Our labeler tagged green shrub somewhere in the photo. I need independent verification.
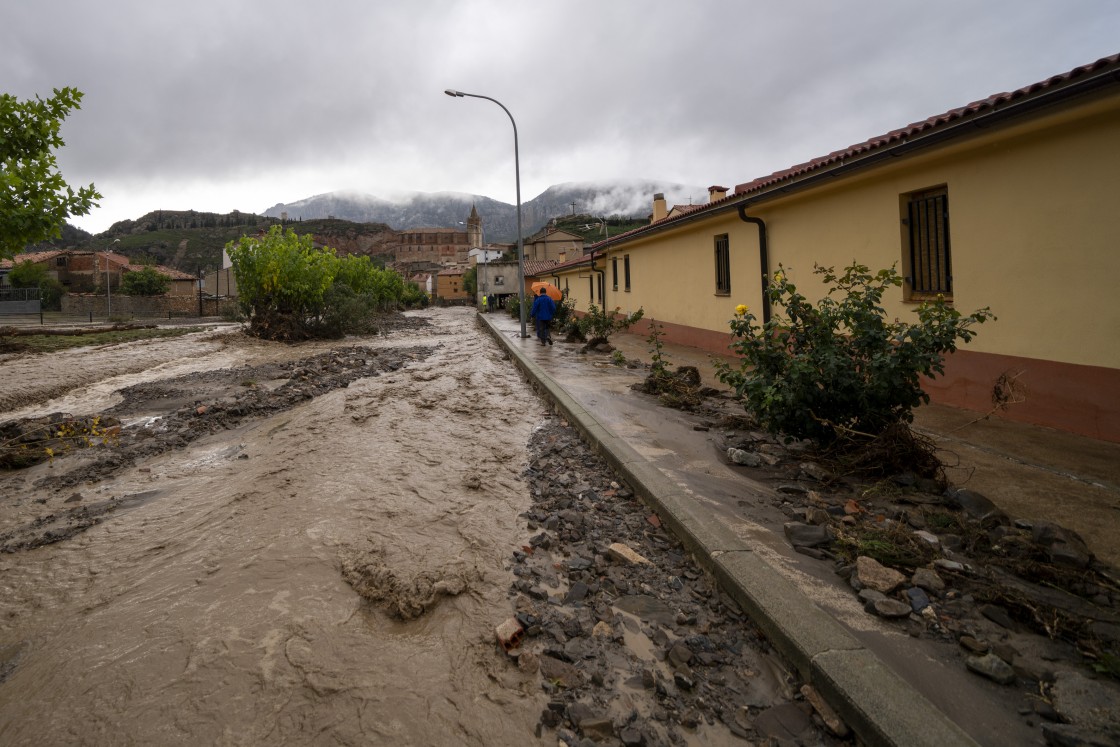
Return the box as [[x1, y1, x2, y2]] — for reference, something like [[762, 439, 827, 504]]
[[578, 303, 644, 345], [120, 266, 170, 296], [8, 260, 63, 310], [715, 262, 994, 444], [553, 296, 577, 335], [226, 225, 413, 340]]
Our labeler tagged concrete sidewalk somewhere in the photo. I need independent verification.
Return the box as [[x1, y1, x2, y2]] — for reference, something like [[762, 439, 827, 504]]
[[479, 310, 1120, 747]]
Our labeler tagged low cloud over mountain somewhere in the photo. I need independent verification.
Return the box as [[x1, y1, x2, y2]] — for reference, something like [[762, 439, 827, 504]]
[[263, 180, 706, 243]]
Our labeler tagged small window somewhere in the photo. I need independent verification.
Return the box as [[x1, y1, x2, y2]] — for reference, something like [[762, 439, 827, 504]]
[[624, 255, 631, 292], [611, 257, 618, 291], [714, 234, 730, 295], [904, 187, 952, 298], [494, 276, 504, 286], [56, 256, 67, 267]]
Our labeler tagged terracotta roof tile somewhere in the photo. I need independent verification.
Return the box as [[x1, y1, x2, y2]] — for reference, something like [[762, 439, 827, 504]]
[[733, 53, 1120, 196], [522, 259, 562, 277], [8, 250, 66, 265]]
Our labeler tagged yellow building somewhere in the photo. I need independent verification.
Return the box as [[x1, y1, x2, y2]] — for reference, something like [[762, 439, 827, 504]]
[[435, 268, 469, 301], [523, 227, 585, 263], [551, 54, 1120, 441]]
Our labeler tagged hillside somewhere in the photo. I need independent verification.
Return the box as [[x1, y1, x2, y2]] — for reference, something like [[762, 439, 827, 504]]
[[38, 211, 397, 274], [29, 180, 703, 272]]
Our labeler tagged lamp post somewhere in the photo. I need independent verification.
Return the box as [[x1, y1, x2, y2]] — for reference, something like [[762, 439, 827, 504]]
[[444, 89, 527, 338], [105, 238, 120, 318]]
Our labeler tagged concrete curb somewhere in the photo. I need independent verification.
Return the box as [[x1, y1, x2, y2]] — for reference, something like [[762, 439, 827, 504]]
[[479, 313, 978, 747]]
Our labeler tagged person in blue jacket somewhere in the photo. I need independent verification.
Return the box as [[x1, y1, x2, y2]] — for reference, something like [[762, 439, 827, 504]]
[[530, 287, 556, 346]]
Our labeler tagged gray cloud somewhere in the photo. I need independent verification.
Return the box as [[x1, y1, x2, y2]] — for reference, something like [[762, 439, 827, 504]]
[[3, 0, 1117, 232]]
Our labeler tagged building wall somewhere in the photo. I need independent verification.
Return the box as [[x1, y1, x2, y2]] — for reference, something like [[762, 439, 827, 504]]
[[203, 268, 239, 298], [567, 92, 1120, 440], [436, 272, 468, 300], [395, 229, 470, 266], [476, 262, 518, 299], [525, 230, 584, 263]]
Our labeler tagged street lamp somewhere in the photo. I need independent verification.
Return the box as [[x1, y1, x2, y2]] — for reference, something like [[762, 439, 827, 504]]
[[444, 89, 527, 338], [105, 238, 120, 318]]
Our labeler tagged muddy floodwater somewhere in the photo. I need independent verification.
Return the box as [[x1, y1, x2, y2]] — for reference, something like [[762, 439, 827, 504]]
[[0, 308, 552, 745]]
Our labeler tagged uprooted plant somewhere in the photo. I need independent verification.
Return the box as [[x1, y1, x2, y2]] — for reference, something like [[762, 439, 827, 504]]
[[0, 414, 121, 469], [631, 319, 705, 410], [577, 303, 644, 352], [715, 262, 994, 474]]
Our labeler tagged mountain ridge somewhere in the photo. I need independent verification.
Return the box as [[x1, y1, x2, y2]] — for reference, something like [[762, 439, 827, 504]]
[[262, 179, 708, 243]]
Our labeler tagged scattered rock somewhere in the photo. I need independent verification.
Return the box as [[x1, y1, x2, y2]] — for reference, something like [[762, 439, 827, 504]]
[[965, 653, 1017, 685], [870, 598, 913, 619], [911, 567, 945, 593], [959, 635, 990, 654], [1032, 522, 1095, 568], [906, 587, 932, 613], [783, 521, 832, 548], [801, 684, 850, 737], [980, 604, 1016, 630], [728, 448, 762, 467], [607, 542, 651, 565], [855, 556, 906, 594]]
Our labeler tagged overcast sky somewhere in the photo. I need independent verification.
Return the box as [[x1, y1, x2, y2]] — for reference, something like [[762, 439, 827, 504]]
[[5, 0, 1118, 234]]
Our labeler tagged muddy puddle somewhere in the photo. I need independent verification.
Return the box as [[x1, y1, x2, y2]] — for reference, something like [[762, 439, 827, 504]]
[[0, 308, 552, 745]]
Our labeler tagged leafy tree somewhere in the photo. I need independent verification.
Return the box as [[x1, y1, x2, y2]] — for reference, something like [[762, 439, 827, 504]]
[[227, 225, 418, 340], [0, 87, 100, 258], [715, 262, 994, 445], [120, 266, 171, 296], [7, 260, 50, 288], [463, 265, 477, 295], [8, 259, 63, 310]]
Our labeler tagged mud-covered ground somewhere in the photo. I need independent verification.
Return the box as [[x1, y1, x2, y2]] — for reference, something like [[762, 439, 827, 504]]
[[620, 359, 1120, 746], [0, 308, 841, 747]]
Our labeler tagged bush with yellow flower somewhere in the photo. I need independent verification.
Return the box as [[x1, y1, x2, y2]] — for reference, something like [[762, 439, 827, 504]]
[[715, 262, 994, 445]]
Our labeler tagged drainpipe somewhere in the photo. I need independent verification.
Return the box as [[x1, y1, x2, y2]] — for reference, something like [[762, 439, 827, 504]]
[[737, 204, 771, 324], [588, 252, 605, 308]]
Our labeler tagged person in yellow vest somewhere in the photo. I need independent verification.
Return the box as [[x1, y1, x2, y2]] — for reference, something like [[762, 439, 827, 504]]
[[481, 294, 488, 312]]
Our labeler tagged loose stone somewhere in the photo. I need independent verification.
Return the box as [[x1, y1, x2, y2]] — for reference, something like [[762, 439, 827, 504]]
[[965, 653, 1017, 685], [855, 556, 906, 594]]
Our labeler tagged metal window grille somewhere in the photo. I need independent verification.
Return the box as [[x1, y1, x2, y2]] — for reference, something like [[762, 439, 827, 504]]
[[906, 189, 952, 294], [714, 234, 730, 294], [624, 255, 631, 291], [612, 257, 618, 290]]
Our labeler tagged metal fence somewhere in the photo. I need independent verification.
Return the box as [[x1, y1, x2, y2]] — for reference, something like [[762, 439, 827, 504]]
[[0, 287, 42, 314], [0, 287, 40, 302]]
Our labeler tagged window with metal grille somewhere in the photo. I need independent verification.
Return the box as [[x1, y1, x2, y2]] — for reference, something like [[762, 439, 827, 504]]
[[624, 255, 631, 291], [611, 257, 618, 290], [714, 234, 730, 294], [905, 187, 952, 296]]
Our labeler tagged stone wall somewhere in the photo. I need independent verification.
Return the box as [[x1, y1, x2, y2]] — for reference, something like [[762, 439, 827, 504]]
[[63, 293, 239, 319]]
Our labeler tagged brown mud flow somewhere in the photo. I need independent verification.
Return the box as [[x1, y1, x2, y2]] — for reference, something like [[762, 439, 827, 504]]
[[0, 308, 887, 746], [0, 309, 552, 744]]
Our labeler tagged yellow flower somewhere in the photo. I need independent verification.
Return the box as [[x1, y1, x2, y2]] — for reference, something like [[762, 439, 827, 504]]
[[774, 271, 784, 283], [735, 304, 749, 316]]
